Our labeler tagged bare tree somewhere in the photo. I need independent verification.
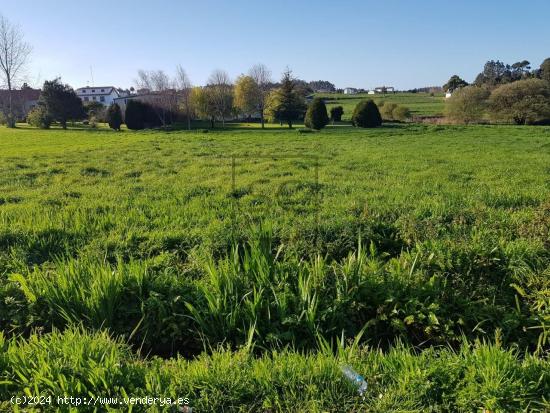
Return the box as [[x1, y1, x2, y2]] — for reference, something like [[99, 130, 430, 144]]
[[249, 63, 272, 128], [0, 15, 31, 128], [136, 69, 177, 127], [175, 65, 192, 130], [207, 69, 233, 127]]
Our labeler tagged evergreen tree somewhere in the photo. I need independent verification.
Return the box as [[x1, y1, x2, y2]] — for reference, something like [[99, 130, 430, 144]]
[[352, 100, 382, 128], [39, 78, 85, 129], [269, 69, 306, 128], [304, 97, 329, 130], [106, 103, 122, 131], [330, 106, 344, 122]]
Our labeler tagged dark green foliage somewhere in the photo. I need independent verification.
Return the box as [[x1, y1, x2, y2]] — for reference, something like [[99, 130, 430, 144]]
[[268, 70, 307, 128], [352, 99, 382, 128], [474, 59, 532, 86], [489, 78, 550, 125], [329, 105, 344, 122], [540, 58, 550, 84], [443, 75, 468, 92], [304, 97, 329, 130], [39, 78, 85, 129], [124, 100, 160, 130], [106, 103, 122, 131]]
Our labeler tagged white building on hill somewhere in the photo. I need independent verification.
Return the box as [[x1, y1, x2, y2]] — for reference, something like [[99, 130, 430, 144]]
[[344, 87, 358, 95], [75, 86, 121, 105]]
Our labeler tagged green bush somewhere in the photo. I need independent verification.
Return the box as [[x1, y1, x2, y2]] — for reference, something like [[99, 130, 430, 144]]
[[304, 97, 329, 130], [329, 105, 344, 122], [26, 106, 53, 129], [445, 86, 490, 124], [124, 100, 160, 130], [352, 100, 382, 128], [392, 105, 411, 121], [489, 78, 550, 125], [106, 103, 122, 131], [380, 102, 398, 120]]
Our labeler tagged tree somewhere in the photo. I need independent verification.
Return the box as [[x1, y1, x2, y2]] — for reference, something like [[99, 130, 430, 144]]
[[445, 85, 490, 124], [352, 100, 382, 128], [0, 15, 31, 128], [443, 75, 468, 92], [190, 86, 216, 128], [207, 70, 233, 127], [106, 103, 122, 131], [124, 100, 161, 130], [540, 58, 550, 84], [84, 101, 106, 122], [39, 79, 85, 129], [489, 78, 550, 125], [309, 80, 336, 92], [330, 106, 344, 122], [249, 63, 272, 129], [304, 97, 329, 130], [27, 105, 52, 129], [136, 69, 177, 127], [266, 69, 306, 128], [175, 65, 192, 130], [474, 60, 511, 86], [234, 75, 260, 120]]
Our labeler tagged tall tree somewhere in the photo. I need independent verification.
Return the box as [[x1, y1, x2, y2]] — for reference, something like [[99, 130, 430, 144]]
[[248, 63, 272, 128], [267, 69, 306, 128], [136, 69, 177, 127], [540, 58, 550, 84], [190, 86, 216, 128], [443, 75, 468, 92], [207, 69, 233, 127], [39, 78, 84, 129], [175, 65, 192, 130], [106, 103, 122, 131], [234, 75, 260, 120], [0, 15, 31, 128]]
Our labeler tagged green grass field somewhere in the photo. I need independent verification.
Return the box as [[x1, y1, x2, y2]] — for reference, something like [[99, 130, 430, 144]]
[[1, 123, 550, 411], [318, 92, 446, 120]]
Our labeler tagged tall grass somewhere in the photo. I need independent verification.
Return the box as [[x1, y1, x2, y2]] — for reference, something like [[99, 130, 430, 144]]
[[1, 328, 548, 412]]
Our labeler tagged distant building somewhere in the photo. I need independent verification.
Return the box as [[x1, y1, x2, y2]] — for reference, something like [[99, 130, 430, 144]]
[[0, 86, 41, 120], [343, 88, 358, 95], [374, 86, 395, 94], [76, 86, 121, 105], [445, 92, 452, 99], [368, 90, 376, 95]]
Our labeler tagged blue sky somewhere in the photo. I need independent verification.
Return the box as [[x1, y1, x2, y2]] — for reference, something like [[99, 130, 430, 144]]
[[3, 0, 550, 90]]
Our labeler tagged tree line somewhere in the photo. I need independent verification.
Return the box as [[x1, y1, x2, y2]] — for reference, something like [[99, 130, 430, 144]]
[[444, 58, 550, 125]]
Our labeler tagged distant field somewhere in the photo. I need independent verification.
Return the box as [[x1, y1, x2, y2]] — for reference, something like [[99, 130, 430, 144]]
[[1, 123, 549, 410], [317, 92, 446, 119]]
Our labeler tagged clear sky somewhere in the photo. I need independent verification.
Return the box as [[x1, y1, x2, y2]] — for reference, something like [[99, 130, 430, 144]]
[[2, 0, 550, 90]]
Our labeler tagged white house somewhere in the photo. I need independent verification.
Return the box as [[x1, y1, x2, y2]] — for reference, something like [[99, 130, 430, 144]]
[[445, 92, 453, 99], [374, 86, 395, 93], [367, 90, 376, 95], [75, 86, 122, 105], [343, 87, 358, 95]]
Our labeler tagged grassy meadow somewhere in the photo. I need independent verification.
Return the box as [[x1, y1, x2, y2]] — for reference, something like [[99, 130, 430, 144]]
[[1, 122, 550, 411], [319, 92, 446, 120]]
